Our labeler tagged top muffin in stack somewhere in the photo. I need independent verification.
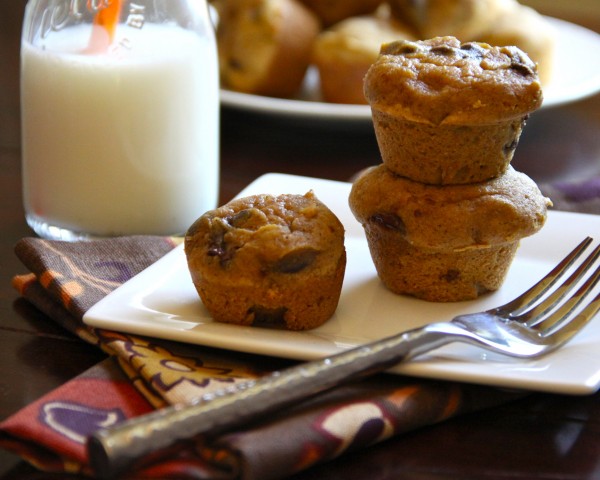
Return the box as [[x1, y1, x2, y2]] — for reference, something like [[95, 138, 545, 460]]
[[364, 36, 542, 184], [349, 36, 551, 302]]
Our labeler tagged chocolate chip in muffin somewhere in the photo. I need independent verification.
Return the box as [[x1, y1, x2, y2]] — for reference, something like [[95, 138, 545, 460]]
[[392, 41, 420, 55], [430, 44, 455, 56], [207, 219, 235, 267], [226, 207, 270, 230], [371, 213, 406, 234], [440, 269, 460, 283], [226, 209, 252, 227], [249, 306, 287, 328], [272, 247, 319, 274], [459, 42, 485, 60], [510, 60, 536, 77], [503, 138, 520, 157]]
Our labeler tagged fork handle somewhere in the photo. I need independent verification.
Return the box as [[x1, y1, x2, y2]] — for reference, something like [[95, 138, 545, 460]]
[[88, 323, 459, 478]]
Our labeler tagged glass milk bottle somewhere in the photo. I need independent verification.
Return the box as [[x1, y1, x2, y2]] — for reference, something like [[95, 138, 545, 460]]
[[21, 0, 219, 240]]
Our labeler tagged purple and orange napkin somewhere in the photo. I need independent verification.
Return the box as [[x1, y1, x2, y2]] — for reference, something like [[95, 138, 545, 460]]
[[1, 176, 598, 479]]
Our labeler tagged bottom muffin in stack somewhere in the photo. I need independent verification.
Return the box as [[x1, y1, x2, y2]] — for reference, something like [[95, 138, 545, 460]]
[[349, 165, 551, 302]]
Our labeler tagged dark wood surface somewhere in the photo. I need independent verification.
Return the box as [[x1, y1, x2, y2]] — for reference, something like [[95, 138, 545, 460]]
[[2, 2, 600, 478]]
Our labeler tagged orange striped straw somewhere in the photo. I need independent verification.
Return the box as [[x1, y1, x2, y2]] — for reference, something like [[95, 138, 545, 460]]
[[85, 0, 123, 53]]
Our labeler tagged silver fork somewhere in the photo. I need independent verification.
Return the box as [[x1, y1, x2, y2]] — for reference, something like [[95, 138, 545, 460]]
[[88, 237, 600, 478]]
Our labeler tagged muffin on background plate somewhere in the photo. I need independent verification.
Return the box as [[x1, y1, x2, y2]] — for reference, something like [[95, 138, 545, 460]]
[[312, 12, 415, 104], [388, 0, 517, 42], [214, 0, 320, 98], [298, 0, 385, 27], [479, 3, 556, 85]]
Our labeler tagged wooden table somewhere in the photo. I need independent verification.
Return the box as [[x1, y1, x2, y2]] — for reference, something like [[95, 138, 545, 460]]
[[2, 2, 600, 478]]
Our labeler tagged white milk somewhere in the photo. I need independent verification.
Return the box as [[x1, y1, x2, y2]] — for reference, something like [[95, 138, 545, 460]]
[[21, 23, 219, 237]]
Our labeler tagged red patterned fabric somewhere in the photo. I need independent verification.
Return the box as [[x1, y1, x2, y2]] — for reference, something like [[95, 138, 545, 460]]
[[1, 236, 525, 479]]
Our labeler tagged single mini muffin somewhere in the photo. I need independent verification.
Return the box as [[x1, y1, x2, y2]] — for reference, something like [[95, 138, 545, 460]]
[[348, 165, 551, 302], [185, 192, 346, 330], [364, 36, 543, 184], [312, 13, 415, 104], [214, 0, 320, 98]]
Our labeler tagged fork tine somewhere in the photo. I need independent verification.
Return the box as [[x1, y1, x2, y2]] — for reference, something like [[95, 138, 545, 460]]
[[538, 287, 600, 354], [492, 237, 594, 317], [519, 244, 600, 326], [534, 262, 600, 335]]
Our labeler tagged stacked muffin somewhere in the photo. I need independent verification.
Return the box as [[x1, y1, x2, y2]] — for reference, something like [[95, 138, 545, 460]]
[[349, 37, 551, 302]]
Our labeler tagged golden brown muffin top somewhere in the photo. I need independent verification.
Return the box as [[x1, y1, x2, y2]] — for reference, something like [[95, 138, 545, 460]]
[[349, 165, 551, 250], [363, 36, 543, 125], [185, 191, 345, 280]]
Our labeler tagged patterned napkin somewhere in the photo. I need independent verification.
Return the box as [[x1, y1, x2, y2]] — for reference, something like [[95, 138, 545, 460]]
[[1, 175, 598, 479]]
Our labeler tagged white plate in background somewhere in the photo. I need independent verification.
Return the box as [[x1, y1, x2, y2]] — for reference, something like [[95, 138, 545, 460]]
[[220, 17, 600, 121]]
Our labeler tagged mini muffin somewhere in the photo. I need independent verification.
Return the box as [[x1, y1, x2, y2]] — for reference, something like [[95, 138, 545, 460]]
[[312, 13, 415, 104], [479, 4, 556, 85], [388, 0, 517, 41], [348, 165, 551, 302], [214, 0, 320, 98], [363, 36, 543, 184], [185, 192, 346, 330], [298, 0, 385, 27]]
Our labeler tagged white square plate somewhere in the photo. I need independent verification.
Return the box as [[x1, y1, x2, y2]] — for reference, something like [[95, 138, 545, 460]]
[[84, 174, 600, 395]]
